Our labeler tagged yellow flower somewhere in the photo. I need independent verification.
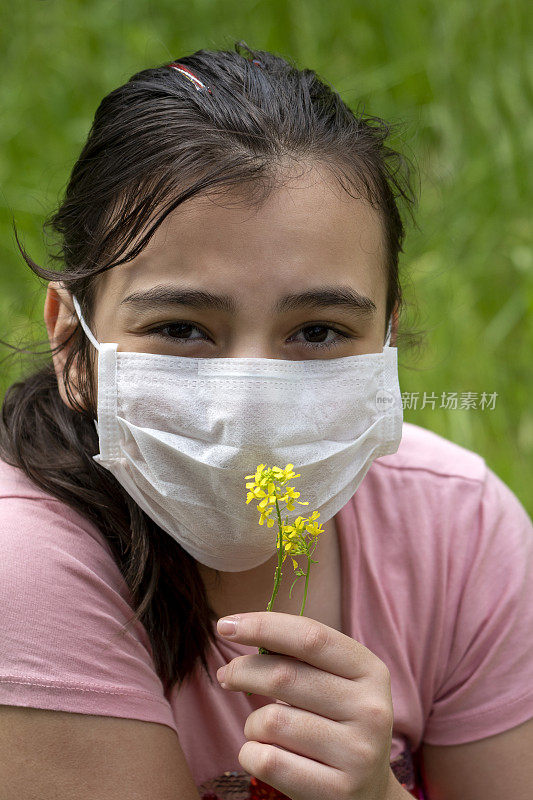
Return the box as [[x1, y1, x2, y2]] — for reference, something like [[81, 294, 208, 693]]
[[244, 463, 326, 620], [305, 520, 325, 537], [245, 465, 295, 512]]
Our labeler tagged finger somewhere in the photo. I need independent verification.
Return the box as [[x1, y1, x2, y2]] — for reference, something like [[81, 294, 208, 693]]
[[244, 702, 367, 773], [223, 653, 358, 721], [238, 739, 349, 800], [223, 653, 393, 729], [217, 611, 385, 681]]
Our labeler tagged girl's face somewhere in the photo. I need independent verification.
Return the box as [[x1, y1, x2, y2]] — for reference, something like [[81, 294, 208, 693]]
[[46, 163, 395, 408]]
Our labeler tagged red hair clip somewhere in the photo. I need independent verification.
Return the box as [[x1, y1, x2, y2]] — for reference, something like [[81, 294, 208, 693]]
[[167, 62, 213, 95]]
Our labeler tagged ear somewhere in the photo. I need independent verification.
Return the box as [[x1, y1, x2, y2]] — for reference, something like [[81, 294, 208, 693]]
[[44, 282, 84, 411]]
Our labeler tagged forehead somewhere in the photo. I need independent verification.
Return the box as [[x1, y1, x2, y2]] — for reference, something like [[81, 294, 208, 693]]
[[95, 161, 387, 304]]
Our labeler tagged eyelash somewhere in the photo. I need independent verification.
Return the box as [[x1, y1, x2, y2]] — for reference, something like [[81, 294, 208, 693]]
[[148, 322, 354, 350]]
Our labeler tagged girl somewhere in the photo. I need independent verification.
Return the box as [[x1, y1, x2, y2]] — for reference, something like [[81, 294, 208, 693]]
[[0, 43, 531, 800]]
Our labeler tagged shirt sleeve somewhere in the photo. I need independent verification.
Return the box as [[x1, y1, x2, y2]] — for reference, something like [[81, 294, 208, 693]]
[[423, 466, 533, 745], [0, 493, 178, 736]]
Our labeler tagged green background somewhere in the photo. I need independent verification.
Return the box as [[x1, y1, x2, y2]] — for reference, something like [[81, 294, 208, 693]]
[[0, 0, 531, 515]]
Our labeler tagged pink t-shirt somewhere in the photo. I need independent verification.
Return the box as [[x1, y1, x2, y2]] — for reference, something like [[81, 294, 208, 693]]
[[1, 421, 532, 799]]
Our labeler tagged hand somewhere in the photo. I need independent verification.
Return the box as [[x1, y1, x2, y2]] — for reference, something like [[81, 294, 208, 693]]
[[215, 611, 401, 800]]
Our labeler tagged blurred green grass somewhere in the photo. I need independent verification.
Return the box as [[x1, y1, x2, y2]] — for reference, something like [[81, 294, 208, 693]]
[[0, 0, 531, 515]]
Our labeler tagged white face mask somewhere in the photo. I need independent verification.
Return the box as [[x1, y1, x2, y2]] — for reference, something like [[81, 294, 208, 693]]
[[71, 295, 402, 571]]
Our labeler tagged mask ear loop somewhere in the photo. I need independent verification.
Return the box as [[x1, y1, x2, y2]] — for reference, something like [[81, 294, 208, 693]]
[[384, 315, 392, 347], [71, 295, 101, 351], [71, 294, 116, 437]]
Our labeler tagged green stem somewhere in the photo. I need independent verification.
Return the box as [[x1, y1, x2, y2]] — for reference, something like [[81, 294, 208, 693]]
[[299, 555, 311, 616], [266, 498, 284, 612], [252, 497, 286, 674]]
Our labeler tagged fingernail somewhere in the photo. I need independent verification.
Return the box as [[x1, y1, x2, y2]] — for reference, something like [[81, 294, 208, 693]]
[[217, 617, 238, 637], [216, 665, 227, 682]]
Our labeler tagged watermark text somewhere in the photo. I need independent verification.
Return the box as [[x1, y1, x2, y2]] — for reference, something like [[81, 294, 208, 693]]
[[401, 391, 498, 410]]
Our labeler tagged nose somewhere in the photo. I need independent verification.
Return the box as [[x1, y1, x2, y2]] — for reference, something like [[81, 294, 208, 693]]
[[223, 346, 281, 360], [223, 330, 301, 359]]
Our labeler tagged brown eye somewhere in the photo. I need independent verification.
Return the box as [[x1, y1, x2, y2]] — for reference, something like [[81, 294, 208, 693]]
[[150, 322, 209, 342], [303, 325, 330, 343], [162, 323, 194, 339], [289, 325, 353, 350]]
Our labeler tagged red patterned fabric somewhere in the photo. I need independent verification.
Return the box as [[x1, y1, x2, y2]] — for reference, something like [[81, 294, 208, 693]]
[[197, 746, 427, 799]]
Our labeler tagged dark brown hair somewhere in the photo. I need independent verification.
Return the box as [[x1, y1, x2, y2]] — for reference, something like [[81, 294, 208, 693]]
[[0, 41, 419, 695]]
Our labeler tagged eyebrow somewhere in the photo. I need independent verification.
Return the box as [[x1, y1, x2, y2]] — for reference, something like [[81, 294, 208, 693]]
[[120, 284, 377, 316], [121, 286, 235, 314], [276, 286, 377, 315]]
